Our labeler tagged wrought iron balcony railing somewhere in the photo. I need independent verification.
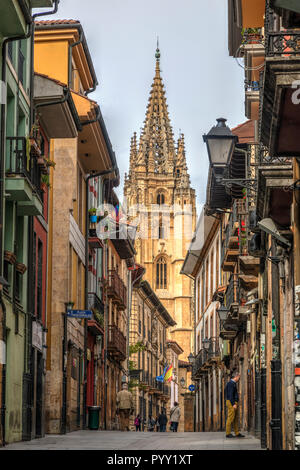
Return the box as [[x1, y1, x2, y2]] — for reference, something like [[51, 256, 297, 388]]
[[255, 143, 292, 166], [265, 1, 300, 57], [206, 337, 220, 360], [88, 292, 104, 314], [107, 269, 127, 310], [6, 137, 42, 200], [107, 324, 126, 361]]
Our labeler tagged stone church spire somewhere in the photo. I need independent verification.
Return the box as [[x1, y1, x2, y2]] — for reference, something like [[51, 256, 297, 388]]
[[137, 45, 176, 174]]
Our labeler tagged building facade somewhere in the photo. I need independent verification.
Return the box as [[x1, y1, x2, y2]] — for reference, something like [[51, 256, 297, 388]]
[[34, 20, 119, 434], [129, 279, 176, 430]]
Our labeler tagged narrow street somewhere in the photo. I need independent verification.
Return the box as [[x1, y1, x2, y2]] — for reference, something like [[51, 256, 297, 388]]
[[2, 431, 261, 451]]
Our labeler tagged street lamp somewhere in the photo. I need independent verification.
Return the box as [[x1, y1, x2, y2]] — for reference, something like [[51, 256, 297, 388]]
[[180, 377, 185, 388], [203, 118, 237, 170], [202, 338, 210, 351], [188, 353, 195, 365], [217, 305, 229, 322]]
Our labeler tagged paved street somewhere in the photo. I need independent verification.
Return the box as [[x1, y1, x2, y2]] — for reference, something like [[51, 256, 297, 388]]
[[2, 431, 261, 450]]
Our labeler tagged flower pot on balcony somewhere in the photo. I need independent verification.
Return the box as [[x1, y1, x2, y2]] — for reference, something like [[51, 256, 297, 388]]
[[4, 250, 16, 264], [16, 262, 27, 274], [40, 182, 48, 193], [90, 215, 97, 223]]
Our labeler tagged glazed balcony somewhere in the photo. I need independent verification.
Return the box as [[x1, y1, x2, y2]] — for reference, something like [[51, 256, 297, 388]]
[[107, 269, 127, 310], [221, 202, 240, 272], [107, 325, 126, 361], [224, 273, 240, 315], [5, 137, 43, 216]]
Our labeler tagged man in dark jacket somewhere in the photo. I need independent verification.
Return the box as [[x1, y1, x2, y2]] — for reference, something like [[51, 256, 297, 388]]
[[224, 371, 245, 438], [158, 410, 167, 432]]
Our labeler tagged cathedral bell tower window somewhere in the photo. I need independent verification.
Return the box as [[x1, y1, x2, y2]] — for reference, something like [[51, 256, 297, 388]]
[[157, 193, 165, 205], [156, 257, 167, 289]]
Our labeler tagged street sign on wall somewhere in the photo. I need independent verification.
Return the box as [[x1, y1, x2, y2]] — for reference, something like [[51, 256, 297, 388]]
[[67, 310, 93, 319]]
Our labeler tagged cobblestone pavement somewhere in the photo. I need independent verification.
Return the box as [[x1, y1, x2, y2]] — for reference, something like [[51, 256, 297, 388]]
[[2, 431, 261, 450]]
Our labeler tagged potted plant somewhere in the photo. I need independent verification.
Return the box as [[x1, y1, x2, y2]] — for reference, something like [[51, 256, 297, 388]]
[[89, 207, 98, 223], [46, 159, 56, 169], [242, 28, 262, 44], [41, 173, 50, 189]]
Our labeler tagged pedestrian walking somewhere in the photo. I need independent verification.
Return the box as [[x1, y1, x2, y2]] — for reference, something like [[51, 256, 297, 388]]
[[148, 415, 155, 432], [224, 371, 245, 438], [116, 382, 134, 432], [158, 410, 167, 432], [170, 402, 180, 432], [155, 415, 160, 432], [134, 414, 141, 432], [147, 415, 156, 432]]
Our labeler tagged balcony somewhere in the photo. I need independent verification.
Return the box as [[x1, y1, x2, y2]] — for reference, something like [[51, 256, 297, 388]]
[[107, 269, 127, 310], [162, 384, 170, 399], [192, 349, 209, 379], [107, 325, 126, 361], [255, 144, 293, 223], [5, 137, 43, 216], [260, 3, 300, 156], [224, 273, 241, 316], [87, 292, 104, 335], [221, 202, 240, 272], [206, 337, 221, 363]]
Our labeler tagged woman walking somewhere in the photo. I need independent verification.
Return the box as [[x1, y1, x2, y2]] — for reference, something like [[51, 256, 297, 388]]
[[134, 414, 141, 432], [170, 402, 181, 432]]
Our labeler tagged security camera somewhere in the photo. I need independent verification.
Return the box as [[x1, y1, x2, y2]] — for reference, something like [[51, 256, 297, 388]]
[[257, 218, 291, 248]]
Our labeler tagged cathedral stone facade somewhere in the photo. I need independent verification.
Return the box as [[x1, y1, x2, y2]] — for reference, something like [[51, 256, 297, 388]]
[[124, 47, 196, 362]]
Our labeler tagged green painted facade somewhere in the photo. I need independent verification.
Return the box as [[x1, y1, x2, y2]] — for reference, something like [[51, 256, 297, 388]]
[[0, 0, 51, 445], [4, 33, 31, 444]]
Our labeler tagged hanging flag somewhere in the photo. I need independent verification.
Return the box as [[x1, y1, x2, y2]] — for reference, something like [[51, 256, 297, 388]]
[[164, 364, 173, 382], [156, 365, 168, 383]]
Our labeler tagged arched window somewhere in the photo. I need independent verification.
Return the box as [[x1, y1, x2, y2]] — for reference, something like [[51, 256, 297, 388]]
[[157, 193, 165, 205], [156, 257, 167, 289]]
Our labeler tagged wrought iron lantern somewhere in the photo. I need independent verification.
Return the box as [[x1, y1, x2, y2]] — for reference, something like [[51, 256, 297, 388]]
[[217, 305, 229, 322], [202, 338, 210, 350], [188, 353, 195, 365], [203, 118, 238, 169]]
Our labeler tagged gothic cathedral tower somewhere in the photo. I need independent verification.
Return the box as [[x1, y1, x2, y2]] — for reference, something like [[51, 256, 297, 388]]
[[124, 47, 196, 361]]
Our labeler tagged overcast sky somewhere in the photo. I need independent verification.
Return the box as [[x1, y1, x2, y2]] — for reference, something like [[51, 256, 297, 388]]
[[38, 0, 245, 210]]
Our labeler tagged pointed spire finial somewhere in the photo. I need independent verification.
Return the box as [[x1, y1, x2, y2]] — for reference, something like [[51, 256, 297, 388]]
[[155, 36, 160, 61]]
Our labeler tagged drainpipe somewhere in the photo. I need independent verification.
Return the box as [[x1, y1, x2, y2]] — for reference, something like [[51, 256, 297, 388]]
[[84, 167, 117, 428]]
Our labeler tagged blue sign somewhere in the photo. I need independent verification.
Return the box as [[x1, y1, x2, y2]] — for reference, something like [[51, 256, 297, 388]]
[[188, 384, 195, 392], [67, 309, 93, 319]]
